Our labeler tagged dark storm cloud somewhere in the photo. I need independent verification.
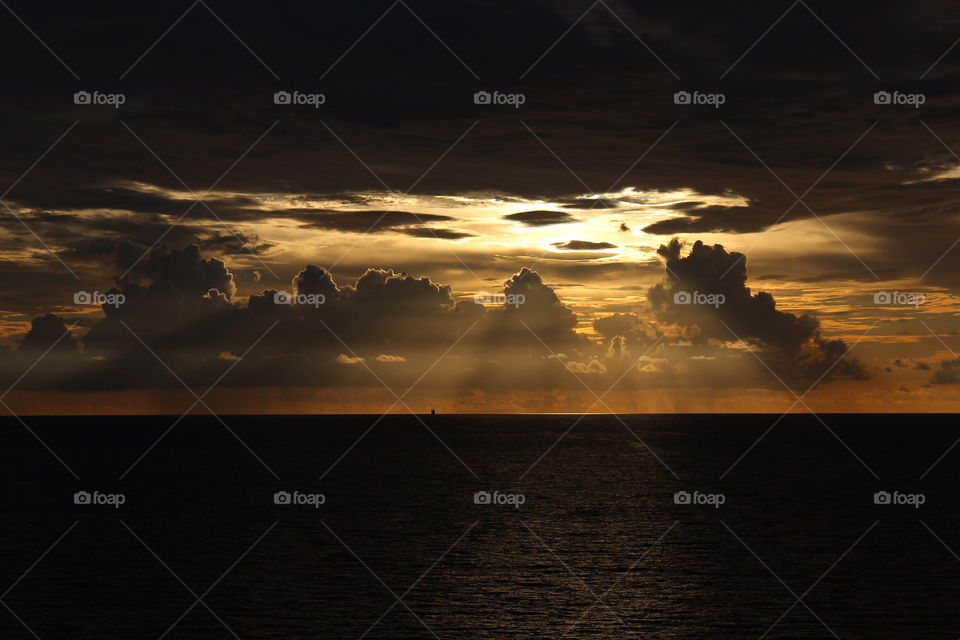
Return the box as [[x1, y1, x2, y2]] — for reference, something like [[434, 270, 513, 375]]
[[648, 238, 867, 383], [0, 1, 949, 202], [504, 211, 578, 226]]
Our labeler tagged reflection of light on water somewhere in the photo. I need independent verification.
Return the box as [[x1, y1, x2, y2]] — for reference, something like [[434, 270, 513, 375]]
[[5, 414, 953, 636], [524, 411, 613, 415]]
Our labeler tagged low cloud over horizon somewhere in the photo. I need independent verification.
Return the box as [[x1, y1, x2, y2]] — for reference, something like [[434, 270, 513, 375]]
[[8, 235, 951, 414]]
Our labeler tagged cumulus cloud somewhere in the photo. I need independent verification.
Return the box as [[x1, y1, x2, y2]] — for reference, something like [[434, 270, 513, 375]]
[[494, 267, 580, 348], [293, 264, 340, 300], [0, 240, 873, 397], [593, 313, 659, 353], [647, 239, 867, 384], [565, 358, 607, 374], [120, 244, 236, 299], [21, 314, 78, 353], [0, 245, 587, 392]]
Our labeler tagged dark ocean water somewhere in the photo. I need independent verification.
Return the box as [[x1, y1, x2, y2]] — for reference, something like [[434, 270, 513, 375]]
[[2, 413, 960, 639]]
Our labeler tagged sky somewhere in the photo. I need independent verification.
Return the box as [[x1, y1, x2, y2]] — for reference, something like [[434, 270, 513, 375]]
[[2, 0, 960, 413]]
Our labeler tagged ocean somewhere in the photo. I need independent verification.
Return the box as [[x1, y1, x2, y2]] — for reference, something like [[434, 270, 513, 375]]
[[1, 413, 959, 638]]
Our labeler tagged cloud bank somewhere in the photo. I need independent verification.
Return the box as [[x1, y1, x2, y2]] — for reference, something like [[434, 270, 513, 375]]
[[1, 238, 867, 398]]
